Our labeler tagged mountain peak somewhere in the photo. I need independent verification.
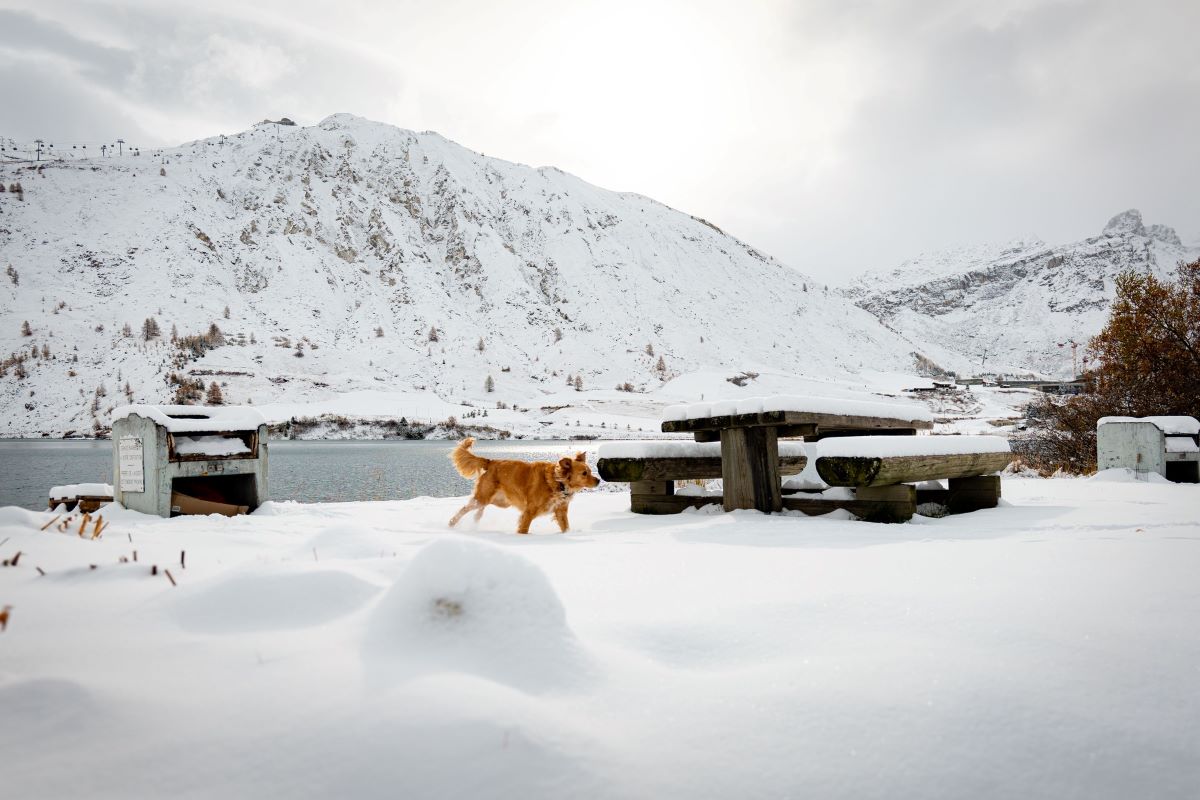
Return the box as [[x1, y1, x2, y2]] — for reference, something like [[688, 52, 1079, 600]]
[[1103, 208, 1145, 237]]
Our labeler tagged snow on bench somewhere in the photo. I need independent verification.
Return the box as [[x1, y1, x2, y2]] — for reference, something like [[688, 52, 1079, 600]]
[[662, 394, 934, 424], [597, 440, 808, 483], [49, 483, 114, 499], [814, 435, 1012, 488], [598, 441, 808, 459], [816, 435, 1010, 459], [48, 483, 114, 513]]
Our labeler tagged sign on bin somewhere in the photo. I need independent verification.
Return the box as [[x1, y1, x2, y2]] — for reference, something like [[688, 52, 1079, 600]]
[[119, 436, 145, 493]]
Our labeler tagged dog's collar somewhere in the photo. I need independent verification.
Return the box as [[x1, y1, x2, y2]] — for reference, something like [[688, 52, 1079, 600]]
[[555, 480, 571, 497]]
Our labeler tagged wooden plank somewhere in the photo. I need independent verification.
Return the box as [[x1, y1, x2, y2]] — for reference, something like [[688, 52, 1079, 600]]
[[781, 494, 915, 523], [597, 455, 807, 482], [630, 480, 673, 497], [720, 426, 782, 512], [630, 493, 721, 515], [815, 452, 1013, 487], [806, 428, 916, 441], [662, 410, 932, 434], [855, 485, 917, 522], [692, 430, 721, 443]]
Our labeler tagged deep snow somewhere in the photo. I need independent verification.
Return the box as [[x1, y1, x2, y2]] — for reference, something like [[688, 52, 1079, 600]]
[[2, 476, 1198, 799]]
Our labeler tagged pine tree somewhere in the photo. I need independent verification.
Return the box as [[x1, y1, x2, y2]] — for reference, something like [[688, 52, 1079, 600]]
[[553, 327, 562, 342], [142, 317, 161, 340], [428, 325, 439, 342], [573, 375, 583, 391], [645, 343, 654, 356], [121, 322, 133, 337], [656, 355, 666, 373], [41, 344, 50, 359], [485, 375, 495, 393], [477, 337, 485, 352], [205, 382, 224, 405], [20, 320, 31, 337], [375, 326, 385, 337], [223, 305, 231, 319]]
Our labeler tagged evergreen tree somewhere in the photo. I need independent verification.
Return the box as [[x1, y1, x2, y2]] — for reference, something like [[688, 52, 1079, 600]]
[[205, 382, 224, 405], [485, 375, 495, 393], [20, 320, 31, 337]]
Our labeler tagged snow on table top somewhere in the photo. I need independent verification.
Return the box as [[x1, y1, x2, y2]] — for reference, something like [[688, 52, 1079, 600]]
[[48, 482, 113, 498], [174, 435, 253, 457], [1165, 436, 1200, 453], [598, 440, 808, 459], [817, 435, 1010, 459], [1097, 415, 1200, 435], [112, 404, 267, 433], [662, 394, 933, 423]]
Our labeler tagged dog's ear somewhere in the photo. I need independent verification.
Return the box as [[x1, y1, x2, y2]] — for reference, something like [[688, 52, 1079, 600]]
[[574, 451, 587, 462], [558, 457, 573, 473]]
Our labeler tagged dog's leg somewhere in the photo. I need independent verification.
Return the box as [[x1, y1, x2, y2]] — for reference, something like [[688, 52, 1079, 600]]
[[516, 508, 536, 534], [449, 498, 480, 527], [473, 503, 487, 523], [553, 505, 569, 533]]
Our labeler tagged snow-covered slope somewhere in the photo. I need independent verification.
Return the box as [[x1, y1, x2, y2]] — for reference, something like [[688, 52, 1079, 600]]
[[846, 210, 1198, 378], [0, 114, 933, 436]]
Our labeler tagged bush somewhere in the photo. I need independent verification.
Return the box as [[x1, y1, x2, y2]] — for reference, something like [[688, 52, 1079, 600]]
[[1015, 258, 1200, 474]]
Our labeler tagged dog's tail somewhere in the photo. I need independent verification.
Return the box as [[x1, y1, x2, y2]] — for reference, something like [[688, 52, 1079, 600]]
[[449, 437, 489, 479]]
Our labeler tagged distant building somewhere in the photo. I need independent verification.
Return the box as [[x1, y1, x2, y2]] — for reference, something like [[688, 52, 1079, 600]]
[[1096, 416, 1200, 482]]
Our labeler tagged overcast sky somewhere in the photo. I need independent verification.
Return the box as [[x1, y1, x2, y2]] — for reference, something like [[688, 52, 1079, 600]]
[[1, 0, 1197, 281]]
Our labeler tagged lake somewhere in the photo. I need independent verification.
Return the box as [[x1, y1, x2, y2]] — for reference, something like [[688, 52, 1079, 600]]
[[0, 439, 603, 511]]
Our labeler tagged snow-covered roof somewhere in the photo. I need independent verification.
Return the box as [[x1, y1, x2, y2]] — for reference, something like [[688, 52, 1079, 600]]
[[817, 435, 1010, 459], [597, 440, 808, 459], [1096, 416, 1200, 435], [663, 395, 933, 424], [112, 405, 267, 433]]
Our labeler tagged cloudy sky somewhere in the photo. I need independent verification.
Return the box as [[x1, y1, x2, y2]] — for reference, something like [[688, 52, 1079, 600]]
[[2, 0, 1197, 281]]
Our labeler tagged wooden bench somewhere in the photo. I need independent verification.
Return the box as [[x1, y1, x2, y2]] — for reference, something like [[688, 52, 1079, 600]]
[[48, 483, 114, 514], [597, 441, 808, 514], [600, 435, 1011, 523], [783, 436, 1012, 522]]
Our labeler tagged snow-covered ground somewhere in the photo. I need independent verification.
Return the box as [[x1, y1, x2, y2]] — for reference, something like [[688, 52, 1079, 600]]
[[2, 473, 1198, 798]]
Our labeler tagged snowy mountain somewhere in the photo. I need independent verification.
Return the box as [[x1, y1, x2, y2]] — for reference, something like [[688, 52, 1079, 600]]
[[845, 210, 1198, 378], [0, 114, 930, 437]]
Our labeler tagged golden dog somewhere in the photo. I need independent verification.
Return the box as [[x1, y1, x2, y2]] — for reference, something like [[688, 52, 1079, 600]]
[[448, 438, 599, 533]]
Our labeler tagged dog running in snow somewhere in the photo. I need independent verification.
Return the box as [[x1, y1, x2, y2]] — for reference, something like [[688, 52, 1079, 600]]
[[448, 438, 600, 533]]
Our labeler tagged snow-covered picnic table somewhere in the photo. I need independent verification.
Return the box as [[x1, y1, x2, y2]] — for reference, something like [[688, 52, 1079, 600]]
[[599, 396, 1010, 521], [657, 395, 935, 514]]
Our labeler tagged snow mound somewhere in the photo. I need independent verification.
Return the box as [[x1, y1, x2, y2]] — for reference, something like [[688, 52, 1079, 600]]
[[306, 524, 399, 560], [817, 434, 1010, 458], [1088, 468, 1171, 484], [173, 568, 382, 633], [364, 536, 589, 692]]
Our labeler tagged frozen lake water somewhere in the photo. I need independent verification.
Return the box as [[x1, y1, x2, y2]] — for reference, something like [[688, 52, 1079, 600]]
[[0, 439, 602, 510]]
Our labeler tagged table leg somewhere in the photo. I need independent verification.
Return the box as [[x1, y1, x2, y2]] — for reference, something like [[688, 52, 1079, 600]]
[[720, 426, 782, 512]]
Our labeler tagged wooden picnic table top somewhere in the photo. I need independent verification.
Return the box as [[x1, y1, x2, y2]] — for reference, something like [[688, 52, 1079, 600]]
[[660, 408, 934, 436]]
